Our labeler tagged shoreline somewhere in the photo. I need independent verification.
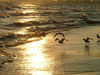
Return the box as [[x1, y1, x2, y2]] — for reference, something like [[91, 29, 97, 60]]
[[0, 25, 100, 74], [0, 44, 16, 68], [0, 2, 100, 74], [0, 24, 100, 68], [74, 72, 100, 75]]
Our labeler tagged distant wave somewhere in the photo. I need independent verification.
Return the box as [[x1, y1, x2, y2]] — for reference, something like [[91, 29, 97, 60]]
[[4, 6, 13, 10], [0, 13, 11, 18], [68, 14, 89, 19], [84, 19, 100, 24], [0, 20, 77, 47], [10, 12, 35, 16], [7, 22, 33, 27], [5, 19, 76, 28], [0, 31, 46, 47]]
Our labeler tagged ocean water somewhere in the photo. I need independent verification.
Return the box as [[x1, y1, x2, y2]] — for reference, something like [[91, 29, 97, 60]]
[[0, 2, 100, 47], [0, 2, 100, 46], [0, 1, 100, 75]]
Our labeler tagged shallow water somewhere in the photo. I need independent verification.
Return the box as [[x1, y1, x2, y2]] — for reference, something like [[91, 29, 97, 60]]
[[0, 26, 100, 75], [0, 1, 100, 75]]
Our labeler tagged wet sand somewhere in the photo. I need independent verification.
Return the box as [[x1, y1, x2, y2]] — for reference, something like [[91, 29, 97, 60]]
[[46, 25, 100, 75], [0, 26, 100, 75]]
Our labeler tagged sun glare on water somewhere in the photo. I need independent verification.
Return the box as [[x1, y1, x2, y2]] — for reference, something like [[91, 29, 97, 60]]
[[26, 39, 46, 48], [16, 3, 38, 23], [15, 3, 53, 75], [20, 38, 52, 75]]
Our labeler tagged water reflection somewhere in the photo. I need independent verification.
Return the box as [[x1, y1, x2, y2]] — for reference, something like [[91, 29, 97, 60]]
[[84, 45, 90, 55], [21, 38, 53, 75], [97, 40, 100, 57], [20, 3, 36, 9], [97, 40, 100, 45]]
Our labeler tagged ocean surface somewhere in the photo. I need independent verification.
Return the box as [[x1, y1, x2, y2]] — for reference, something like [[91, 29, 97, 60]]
[[0, 1, 100, 47], [0, 1, 100, 75]]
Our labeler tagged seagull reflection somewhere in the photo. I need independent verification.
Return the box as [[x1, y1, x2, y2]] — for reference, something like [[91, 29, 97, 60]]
[[84, 45, 90, 55], [97, 40, 100, 44]]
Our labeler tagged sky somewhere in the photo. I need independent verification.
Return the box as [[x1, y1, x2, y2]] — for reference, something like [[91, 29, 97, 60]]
[[0, 0, 36, 1], [1, 0, 56, 1], [9, 0, 44, 1], [0, 0, 99, 2], [0, 0, 9, 1]]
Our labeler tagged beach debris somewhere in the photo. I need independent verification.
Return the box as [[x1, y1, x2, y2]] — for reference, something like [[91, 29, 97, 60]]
[[83, 37, 93, 45]]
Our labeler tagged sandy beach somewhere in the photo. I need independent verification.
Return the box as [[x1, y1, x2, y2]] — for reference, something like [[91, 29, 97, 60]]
[[0, 25, 100, 75]]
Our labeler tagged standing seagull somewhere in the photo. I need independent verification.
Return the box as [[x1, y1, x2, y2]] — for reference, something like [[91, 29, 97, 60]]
[[83, 37, 93, 45], [97, 34, 100, 40], [55, 38, 68, 44], [53, 33, 65, 38]]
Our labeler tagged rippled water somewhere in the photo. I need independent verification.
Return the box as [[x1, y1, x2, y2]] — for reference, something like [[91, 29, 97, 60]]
[[0, 1, 100, 45], [0, 1, 100, 75]]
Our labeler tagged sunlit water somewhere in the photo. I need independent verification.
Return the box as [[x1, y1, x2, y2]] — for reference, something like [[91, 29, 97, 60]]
[[0, 26, 100, 75], [0, 1, 100, 75]]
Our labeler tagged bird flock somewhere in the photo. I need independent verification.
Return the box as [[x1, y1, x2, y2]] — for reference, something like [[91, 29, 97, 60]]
[[53, 33, 100, 45]]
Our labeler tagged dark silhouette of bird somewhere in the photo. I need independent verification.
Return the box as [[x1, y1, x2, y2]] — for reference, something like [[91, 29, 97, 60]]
[[53, 33, 65, 38], [83, 38, 93, 44], [97, 34, 100, 40], [55, 38, 68, 44], [53, 32, 69, 43]]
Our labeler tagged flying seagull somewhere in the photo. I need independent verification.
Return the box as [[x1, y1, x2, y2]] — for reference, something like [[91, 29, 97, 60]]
[[83, 37, 93, 44], [53, 32, 69, 43], [97, 34, 100, 40], [53, 33, 65, 38], [55, 38, 68, 44]]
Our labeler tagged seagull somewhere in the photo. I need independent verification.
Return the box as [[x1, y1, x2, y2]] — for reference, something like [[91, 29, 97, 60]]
[[53, 33, 69, 43], [97, 34, 100, 40], [55, 38, 68, 44], [83, 38, 93, 44], [53, 33, 65, 38]]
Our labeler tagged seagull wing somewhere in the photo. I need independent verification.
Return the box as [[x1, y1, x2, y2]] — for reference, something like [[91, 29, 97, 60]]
[[53, 33, 65, 38], [55, 38, 59, 41], [87, 38, 93, 40], [64, 39, 69, 41], [97, 34, 100, 38]]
